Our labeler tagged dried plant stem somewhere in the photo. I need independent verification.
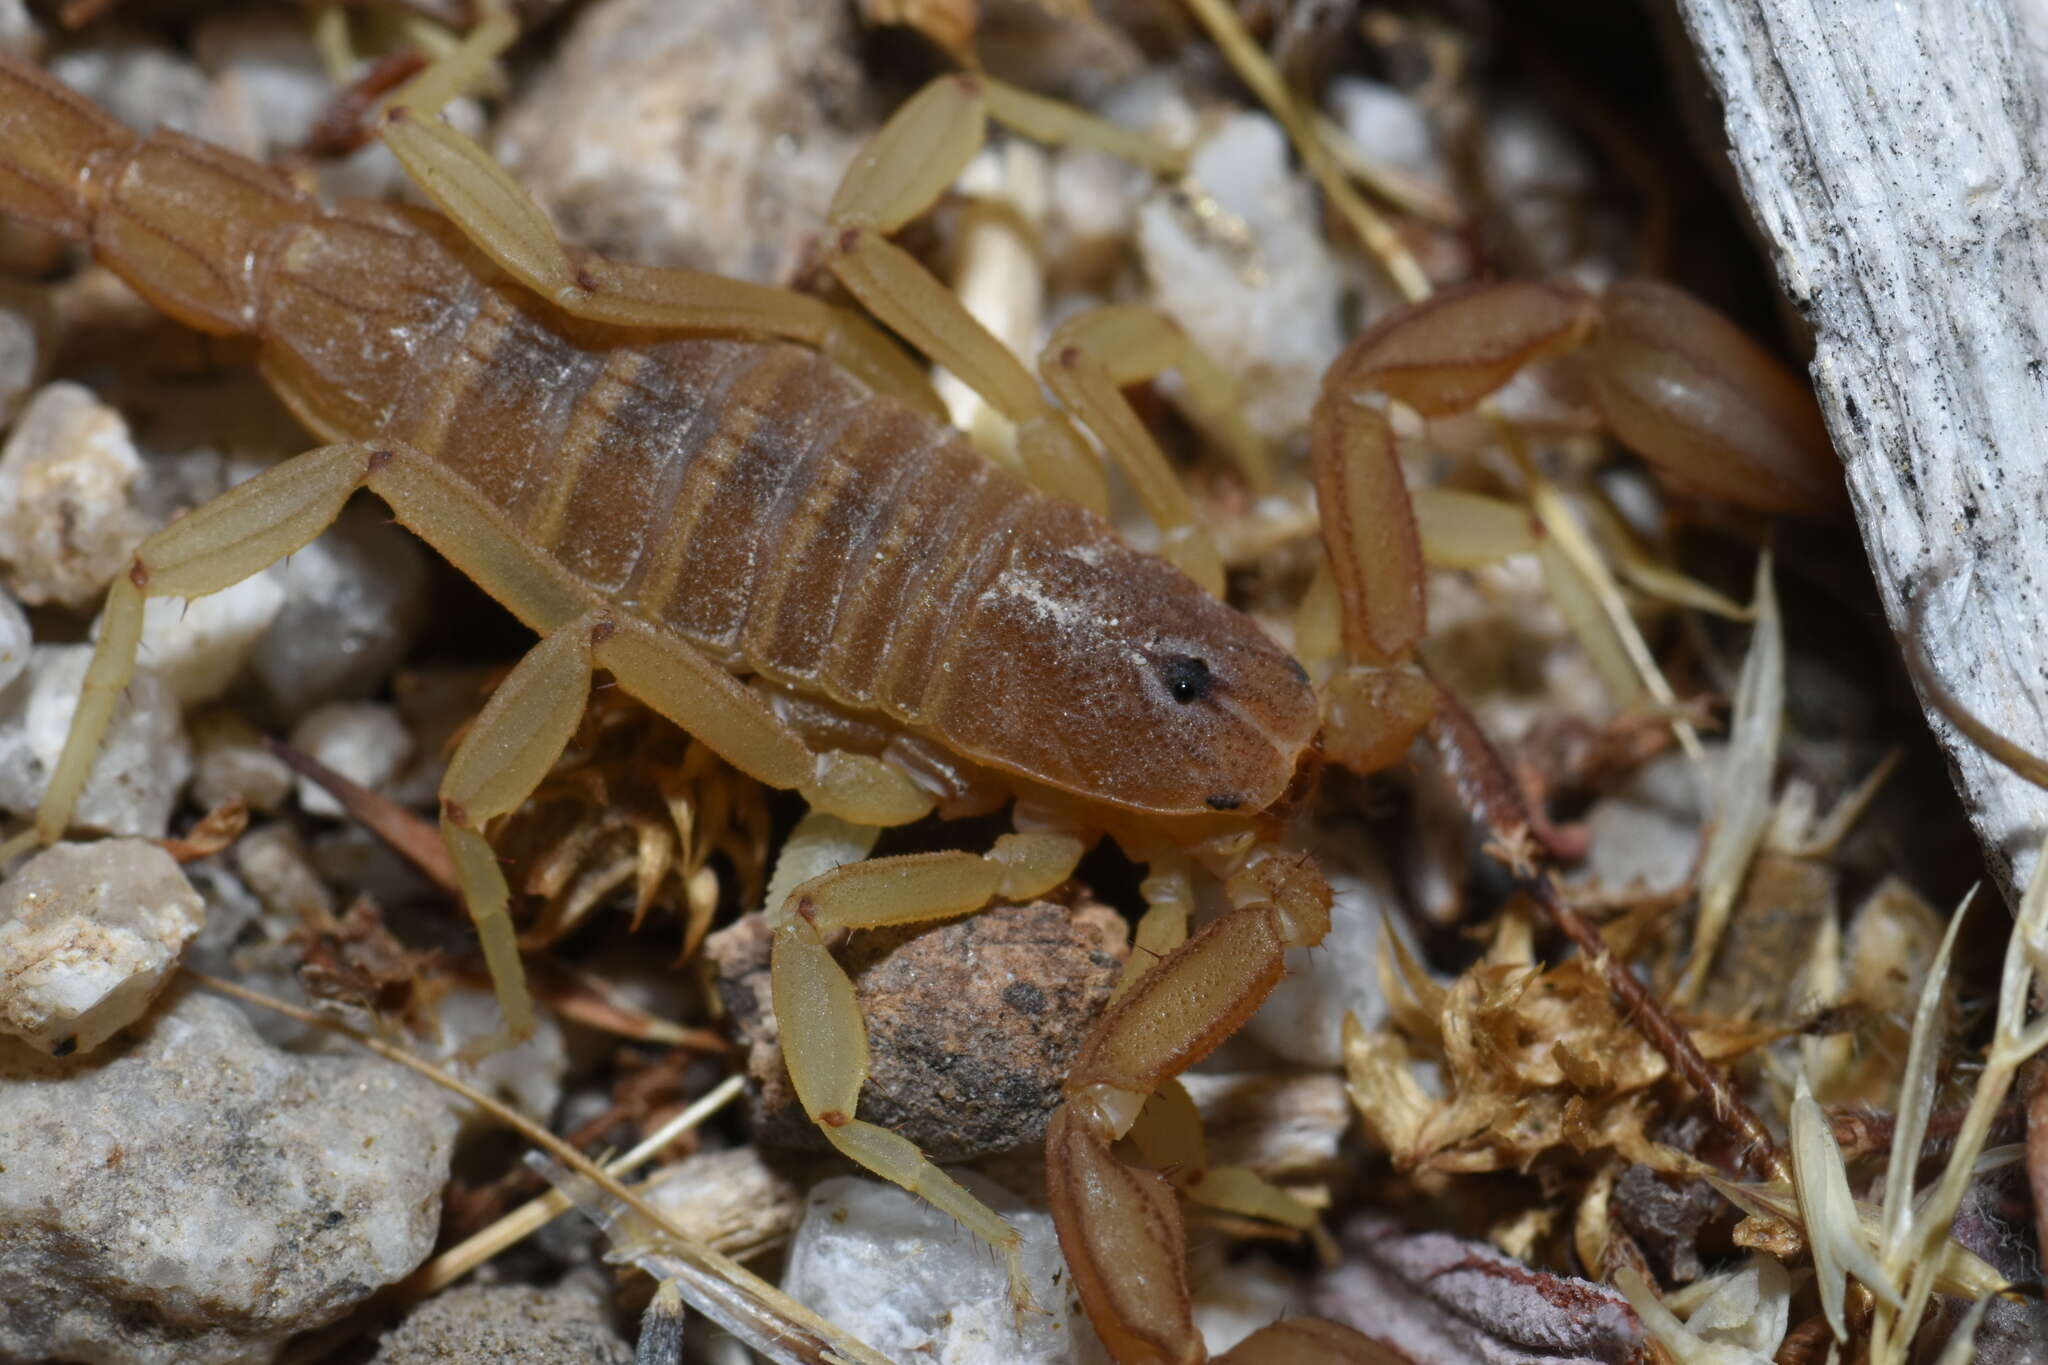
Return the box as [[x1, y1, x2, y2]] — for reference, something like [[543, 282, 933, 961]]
[[408, 1073, 746, 1297], [1426, 680, 1790, 1182], [264, 735, 460, 894], [183, 970, 895, 1365]]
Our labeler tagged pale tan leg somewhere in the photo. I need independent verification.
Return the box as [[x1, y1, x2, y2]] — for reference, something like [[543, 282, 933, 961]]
[[767, 828, 1087, 1309], [1125, 1078, 1317, 1229], [371, 30, 939, 413], [31, 442, 377, 847]]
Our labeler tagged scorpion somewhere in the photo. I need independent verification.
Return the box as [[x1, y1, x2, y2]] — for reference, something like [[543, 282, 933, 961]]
[[0, 13, 1838, 1363]]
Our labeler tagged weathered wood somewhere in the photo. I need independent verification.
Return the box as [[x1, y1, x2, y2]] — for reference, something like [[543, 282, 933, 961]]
[[1671, 0, 2048, 900]]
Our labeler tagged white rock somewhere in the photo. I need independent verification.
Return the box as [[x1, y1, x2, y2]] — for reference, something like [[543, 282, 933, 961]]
[[492, 0, 875, 283], [0, 840, 203, 1055], [0, 382, 150, 608], [1137, 113, 1350, 446], [783, 1174, 1104, 1365], [1247, 832, 1401, 1067], [0, 585, 27, 692], [0, 989, 457, 1363], [0, 0, 41, 60], [115, 568, 289, 706], [419, 986, 568, 1129], [290, 701, 414, 819], [49, 40, 211, 137], [1191, 1251, 1314, 1358], [0, 645, 192, 837], [1328, 77, 1441, 181], [1576, 749, 1711, 899], [251, 508, 430, 720], [0, 283, 44, 424], [189, 707, 295, 813]]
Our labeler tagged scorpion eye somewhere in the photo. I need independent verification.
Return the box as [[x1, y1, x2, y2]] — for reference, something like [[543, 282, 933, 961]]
[[1159, 653, 1215, 704]]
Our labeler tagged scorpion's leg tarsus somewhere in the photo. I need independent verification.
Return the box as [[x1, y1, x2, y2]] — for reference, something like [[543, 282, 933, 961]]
[[35, 442, 374, 844], [1126, 1078, 1317, 1229], [768, 828, 1087, 1311], [437, 612, 605, 1042]]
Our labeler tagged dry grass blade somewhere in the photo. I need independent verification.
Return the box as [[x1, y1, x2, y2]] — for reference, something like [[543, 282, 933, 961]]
[[264, 734, 458, 895], [409, 1074, 746, 1297], [182, 971, 895, 1365], [1879, 889, 1971, 1248], [1790, 1072, 1900, 1341], [1681, 555, 1783, 1004]]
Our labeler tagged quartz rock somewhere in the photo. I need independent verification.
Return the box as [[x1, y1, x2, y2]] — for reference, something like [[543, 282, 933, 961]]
[[0, 989, 457, 1364], [0, 281, 45, 424], [493, 0, 877, 284], [251, 508, 430, 720], [0, 839, 203, 1055], [783, 1173, 1104, 1365], [120, 569, 288, 706], [420, 986, 568, 1128], [189, 707, 295, 813], [1246, 831, 1401, 1067], [289, 700, 414, 820], [370, 1278, 632, 1365], [1136, 112, 1351, 446], [0, 583, 27, 692], [0, 645, 191, 837], [0, 382, 150, 608]]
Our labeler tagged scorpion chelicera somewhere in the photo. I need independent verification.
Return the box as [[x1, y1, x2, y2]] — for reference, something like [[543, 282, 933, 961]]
[[0, 11, 1837, 1361]]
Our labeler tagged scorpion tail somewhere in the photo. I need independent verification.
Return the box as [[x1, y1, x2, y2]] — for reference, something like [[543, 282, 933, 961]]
[[0, 53, 133, 241]]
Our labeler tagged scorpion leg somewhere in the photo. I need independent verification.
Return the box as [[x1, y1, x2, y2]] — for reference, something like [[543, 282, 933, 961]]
[[768, 828, 1089, 1310], [370, 66, 937, 411], [823, 74, 1237, 593], [438, 612, 605, 1041]]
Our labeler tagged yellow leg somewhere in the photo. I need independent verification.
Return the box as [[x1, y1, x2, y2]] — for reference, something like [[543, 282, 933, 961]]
[[821, 78, 1237, 590], [33, 442, 375, 845], [767, 828, 1086, 1310], [370, 26, 937, 414], [437, 612, 606, 1041]]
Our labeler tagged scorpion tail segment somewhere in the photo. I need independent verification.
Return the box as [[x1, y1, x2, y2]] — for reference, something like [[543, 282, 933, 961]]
[[1589, 279, 1844, 519], [0, 53, 133, 240]]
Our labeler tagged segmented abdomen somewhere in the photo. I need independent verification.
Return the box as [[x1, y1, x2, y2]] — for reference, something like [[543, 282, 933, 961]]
[[364, 269, 1050, 727]]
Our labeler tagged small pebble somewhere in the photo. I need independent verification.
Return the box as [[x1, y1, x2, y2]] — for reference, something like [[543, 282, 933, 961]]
[[0, 989, 457, 1364], [1576, 749, 1710, 898], [0, 585, 27, 692], [0, 280, 46, 425], [189, 707, 296, 813], [420, 986, 569, 1128], [0, 0, 41, 59], [250, 508, 430, 720], [289, 700, 414, 819], [48, 40, 212, 137], [1247, 830, 1401, 1067], [0, 645, 192, 837], [708, 898, 1127, 1159], [0, 839, 204, 1055], [370, 1278, 633, 1365], [1328, 77, 1442, 182], [1137, 112, 1351, 446], [122, 568, 289, 705], [0, 382, 150, 608], [494, 0, 877, 283], [783, 1174, 1101, 1365]]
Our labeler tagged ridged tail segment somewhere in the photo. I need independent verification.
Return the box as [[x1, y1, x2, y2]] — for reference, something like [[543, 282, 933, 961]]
[[0, 54, 133, 239]]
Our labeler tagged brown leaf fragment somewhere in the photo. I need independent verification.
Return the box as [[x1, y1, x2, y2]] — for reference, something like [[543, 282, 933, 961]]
[[154, 798, 248, 863], [1316, 1214, 1644, 1365], [295, 896, 434, 1026], [264, 734, 458, 895]]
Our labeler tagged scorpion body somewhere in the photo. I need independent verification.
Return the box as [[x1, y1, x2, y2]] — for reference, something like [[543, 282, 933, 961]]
[[0, 26, 1842, 1363]]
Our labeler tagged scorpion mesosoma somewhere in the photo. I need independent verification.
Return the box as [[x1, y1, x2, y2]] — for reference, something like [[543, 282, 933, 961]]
[[0, 18, 1840, 1362]]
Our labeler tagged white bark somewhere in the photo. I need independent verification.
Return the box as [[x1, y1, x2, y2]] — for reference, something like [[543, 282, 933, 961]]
[[1671, 0, 2048, 901]]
